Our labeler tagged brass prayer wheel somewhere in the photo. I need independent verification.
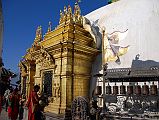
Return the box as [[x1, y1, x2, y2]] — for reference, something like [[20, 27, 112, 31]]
[[142, 82, 149, 95], [127, 85, 133, 95], [113, 85, 118, 95], [150, 82, 157, 95], [94, 86, 102, 95], [134, 83, 141, 95], [106, 85, 112, 94], [120, 85, 126, 94]]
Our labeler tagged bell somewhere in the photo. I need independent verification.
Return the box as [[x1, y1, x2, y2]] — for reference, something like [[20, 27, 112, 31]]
[[134, 83, 141, 95], [106, 84, 112, 94], [94, 86, 102, 95], [113, 83, 118, 95], [127, 85, 133, 95], [150, 82, 157, 95], [142, 82, 149, 95], [120, 84, 126, 95]]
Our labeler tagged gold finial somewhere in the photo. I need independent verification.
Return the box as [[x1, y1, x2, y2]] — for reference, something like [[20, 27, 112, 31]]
[[64, 6, 67, 15], [34, 25, 42, 44], [36, 26, 42, 37], [74, 2, 81, 16], [47, 21, 52, 32], [59, 10, 64, 24], [67, 5, 73, 21], [68, 5, 72, 15], [60, 10, 64, 17], [73, 2, 82, 23]]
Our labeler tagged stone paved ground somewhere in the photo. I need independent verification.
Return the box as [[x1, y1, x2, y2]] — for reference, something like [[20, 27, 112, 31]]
[[0, 107, 9, 120], [0, 107, 64, 120]]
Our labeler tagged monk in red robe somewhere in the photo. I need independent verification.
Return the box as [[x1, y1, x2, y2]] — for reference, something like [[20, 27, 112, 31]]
[[26, 85, 40, 120], [8, 88, 20, 120]]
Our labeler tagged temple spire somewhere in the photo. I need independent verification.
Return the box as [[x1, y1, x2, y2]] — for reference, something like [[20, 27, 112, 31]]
[[47, 21, 52, 32]]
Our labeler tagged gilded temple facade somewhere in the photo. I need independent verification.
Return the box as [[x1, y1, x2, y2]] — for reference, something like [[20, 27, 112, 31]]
[[19, 4, 98, 114]]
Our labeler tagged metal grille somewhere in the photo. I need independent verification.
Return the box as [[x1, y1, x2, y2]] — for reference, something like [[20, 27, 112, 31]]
[[43, 71, 53, 97]]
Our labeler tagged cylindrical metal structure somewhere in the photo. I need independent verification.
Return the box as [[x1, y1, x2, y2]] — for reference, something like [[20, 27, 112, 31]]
[[150, 82, 157, 95], [120, 85, 126, 94], [142, 83, 149, 95], [113, 85, 118, 95], [127, 85, 133, 95], [134, 84, 141, 95], [106, 85, 112, 94], [94, 86, 102, 95]]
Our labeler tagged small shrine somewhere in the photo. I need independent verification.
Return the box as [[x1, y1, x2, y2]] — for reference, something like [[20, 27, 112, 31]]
[[19, 3, 98, 116]]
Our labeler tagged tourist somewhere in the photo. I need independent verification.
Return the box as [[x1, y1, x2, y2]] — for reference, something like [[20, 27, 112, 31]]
[[4, 86, 13, 111], [26, 85, 41, 120], [8, 88, 20, 120], [19, 98, 24, 120]]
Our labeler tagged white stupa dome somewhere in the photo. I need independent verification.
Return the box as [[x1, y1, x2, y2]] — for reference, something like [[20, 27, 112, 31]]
[[86, 0, 159, 69]]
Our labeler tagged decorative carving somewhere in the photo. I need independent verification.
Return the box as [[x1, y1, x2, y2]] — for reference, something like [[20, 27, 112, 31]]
[[67, 5, 73, 21], [73, 2, 82, 24], [59, 3, 83, 25], [59, 10, 64, 24], [53, 83, 56, 97], [56, 83, 60, 98], [36, 26, 42, 38], [72, 97, 89, 120], [64, 6, 67, 15], [35, 47, 55, 69], [19, 61, 28, 77], [74, 2, 81, 16]]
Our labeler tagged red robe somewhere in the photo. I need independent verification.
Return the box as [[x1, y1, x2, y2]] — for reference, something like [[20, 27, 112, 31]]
[[26, 91, 39, 120], [8, 92, 20, 120]]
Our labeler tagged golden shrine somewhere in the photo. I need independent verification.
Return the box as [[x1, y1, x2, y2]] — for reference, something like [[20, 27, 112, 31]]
[[19, 3, 98, 115]]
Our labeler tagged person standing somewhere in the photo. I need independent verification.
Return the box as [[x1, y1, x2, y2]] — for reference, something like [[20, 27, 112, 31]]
[[4, 86, 13, 111], [19, 98, 24, 120], [8, 88, 20, 120], [26, 85, 40, 120]]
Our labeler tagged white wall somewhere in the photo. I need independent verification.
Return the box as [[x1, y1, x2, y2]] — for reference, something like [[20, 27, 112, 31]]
[[86, 0, 159, 96]]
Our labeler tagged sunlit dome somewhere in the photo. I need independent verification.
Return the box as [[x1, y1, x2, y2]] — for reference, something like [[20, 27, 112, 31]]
[[86, 0, 159, 69]]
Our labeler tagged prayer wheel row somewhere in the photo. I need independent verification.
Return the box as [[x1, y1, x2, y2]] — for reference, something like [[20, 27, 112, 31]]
[[94, 83, 158, 96]]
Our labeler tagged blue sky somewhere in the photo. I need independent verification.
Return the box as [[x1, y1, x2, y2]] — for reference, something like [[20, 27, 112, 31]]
[[1, 0, 108, 74]]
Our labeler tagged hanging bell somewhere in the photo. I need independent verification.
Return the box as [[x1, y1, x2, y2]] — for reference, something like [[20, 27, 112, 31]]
[[127, 85, 133, 95], [94, 86, 102, 95], [134, 83, 141, 95], [150, 82, 157, 95], [120, 84, 126, 95], [142, 82, 149, 95], [113, 83, 118, 95], [106, 84, 112, 94]]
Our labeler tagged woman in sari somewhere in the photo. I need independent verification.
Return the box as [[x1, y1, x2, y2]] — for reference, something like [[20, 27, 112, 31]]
[[8, 88, 20, 120], [26, 85, 40, 120]]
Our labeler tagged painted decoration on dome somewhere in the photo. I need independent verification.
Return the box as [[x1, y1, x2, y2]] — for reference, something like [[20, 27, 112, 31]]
[[82, 16, 129, 65], [105, 29, 130, 64]]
